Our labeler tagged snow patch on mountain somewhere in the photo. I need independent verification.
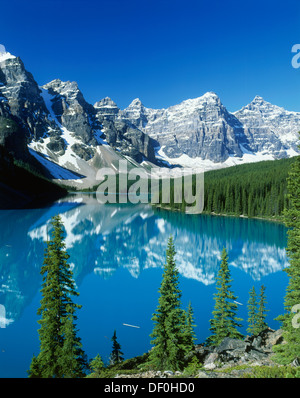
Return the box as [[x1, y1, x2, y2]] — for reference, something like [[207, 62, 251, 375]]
[[28, 88, 114, 184], [0, 45, 16, 63], [121, 92, 300, 168], [156, 145, 276, 171], [28, 148, 84, 180]]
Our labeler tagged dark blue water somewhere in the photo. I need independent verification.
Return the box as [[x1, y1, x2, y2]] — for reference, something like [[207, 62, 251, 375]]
[[0, 194, 289, 377]]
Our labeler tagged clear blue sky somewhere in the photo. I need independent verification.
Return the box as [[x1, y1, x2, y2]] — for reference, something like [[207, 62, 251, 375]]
[[1, 0, 300, 111]]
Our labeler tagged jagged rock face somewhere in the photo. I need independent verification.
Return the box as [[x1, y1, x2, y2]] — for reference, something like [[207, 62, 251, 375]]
[[40, 81, 156, 164], [122, 93, 244, 162], [0, 49, 157, 176], [121, 93, 300, 163], [0, 46, 299, 177], [94, 99, 156, 163], [42, 79, 99, 145], [94, 97, 120, 120], [122, 98, 149, 130], [234, 95, 300, 157], [0, 56, 57, 140]]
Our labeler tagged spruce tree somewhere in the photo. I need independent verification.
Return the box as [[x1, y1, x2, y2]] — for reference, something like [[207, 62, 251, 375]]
[[256, 285, 269, 333], [27, 355, 42, 378], [247, 285, 269, 336], [185, 301, 197, 351], [207, 248, 243, 346], [28, 215, 87, 378], [247, 286, 258, 336], [110, 330, 124, 365], [57, 306, 87, 377], [148, 236, 188, 371], [89, 354, 105, 376], [273, 146, 300, 365]]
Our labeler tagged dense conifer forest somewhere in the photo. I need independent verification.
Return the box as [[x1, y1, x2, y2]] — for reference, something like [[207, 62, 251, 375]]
[[167, 157, 295, 219]]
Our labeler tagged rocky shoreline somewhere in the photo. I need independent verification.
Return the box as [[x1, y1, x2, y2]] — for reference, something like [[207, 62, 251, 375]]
[[114, 328, 299, 378]]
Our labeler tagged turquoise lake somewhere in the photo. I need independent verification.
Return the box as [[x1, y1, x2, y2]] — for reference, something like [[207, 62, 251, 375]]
[[0, 194, 289, 377]]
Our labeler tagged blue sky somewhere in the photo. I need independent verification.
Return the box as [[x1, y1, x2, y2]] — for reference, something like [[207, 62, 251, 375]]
[[1, 0, 300, 111]]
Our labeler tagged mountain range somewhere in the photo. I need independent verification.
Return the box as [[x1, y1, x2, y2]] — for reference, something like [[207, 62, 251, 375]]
[[0, 45, 299, 190]]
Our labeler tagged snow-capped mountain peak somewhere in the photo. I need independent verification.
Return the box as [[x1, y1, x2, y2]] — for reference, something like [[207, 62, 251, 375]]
[[121, 92, 300, 167], [127, 98, 144, 108], [252, 95, 265, 102], [168, 92, 223, 112], [237, 95, 280, 113], [94, 97, 119, 109], [200, 91, 220, 100], [0, 47, 299, 186], [0, 44, 16, 63]]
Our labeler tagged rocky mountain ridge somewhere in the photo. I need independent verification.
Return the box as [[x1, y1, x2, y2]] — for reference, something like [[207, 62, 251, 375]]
[[120, 93, 300, 165], [0, 45, 299, 189], [0, 46, 158, 188]]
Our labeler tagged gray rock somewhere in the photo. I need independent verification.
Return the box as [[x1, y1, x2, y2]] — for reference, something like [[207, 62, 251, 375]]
[[1, 50, 299, 182], [0, 56, 58, 140], [121, 93, 300, 163], [163, 370, 174, 377], [193, 344, 213, 363], [215, 337, 248, 353], [97, 113, 156, 163], [234, 96, 300, 156], [43, 79, 98, 145], [122, 93, 244, 162], [203, 352, 219, 369], [71, 143, 94, 161], [244, 328, 284, 352], [264, 329, 284, 348], [94, 97, 120, 120], [46, 137, 66, 154], [197, 371, 210, 378], [291, 358, 300, 367]]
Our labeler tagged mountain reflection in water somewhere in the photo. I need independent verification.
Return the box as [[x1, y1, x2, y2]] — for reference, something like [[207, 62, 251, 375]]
[[0, 193, 289, 327]]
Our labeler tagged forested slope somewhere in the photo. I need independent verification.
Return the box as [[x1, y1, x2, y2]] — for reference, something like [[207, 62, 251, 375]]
[[167, 157, 296, 219]]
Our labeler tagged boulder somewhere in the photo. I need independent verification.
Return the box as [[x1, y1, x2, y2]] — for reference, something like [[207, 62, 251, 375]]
[[244, 328, 284, 352], [193, 344, 213, 363], [203, 352, 219, 369], [215, 337, 249, 353]]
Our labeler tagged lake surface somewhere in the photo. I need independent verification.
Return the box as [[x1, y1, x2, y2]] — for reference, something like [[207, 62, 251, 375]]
[[0, 194, 289, 377]]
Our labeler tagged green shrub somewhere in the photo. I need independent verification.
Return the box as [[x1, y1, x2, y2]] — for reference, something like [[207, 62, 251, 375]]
[[243, 365, 300, 378]]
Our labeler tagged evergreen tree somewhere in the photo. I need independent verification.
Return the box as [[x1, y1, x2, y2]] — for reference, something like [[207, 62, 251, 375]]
[[148, 236, 188, 371], [207, 248, 243, 346], [27, 355, 42, 378], [167, 156, 292, 218], [256, 285, 269, 333], [28, 215, 87, 378], [185, 301, 197, 351], [57, 306, 88, 377], [247, 285, 269, 336], [110, 330, 124, 365], [247, 286, 258, 336], [273, 147, 300, 364], [235, 192, 241, 215], [212, 190, 219, 213], [89, 354, 104, 376]]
